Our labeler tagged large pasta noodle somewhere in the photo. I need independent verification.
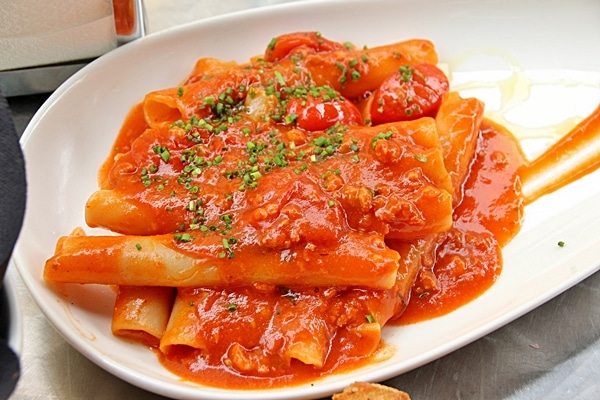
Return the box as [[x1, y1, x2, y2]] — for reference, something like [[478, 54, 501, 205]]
[[44, 31, 527, 387], [434, 92, 485, 206], [111, 286, 175, 347], [45, 230, 401, 288]]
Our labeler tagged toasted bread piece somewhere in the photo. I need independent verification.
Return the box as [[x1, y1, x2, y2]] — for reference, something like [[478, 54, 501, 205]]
[[332, 382, 411, 399]]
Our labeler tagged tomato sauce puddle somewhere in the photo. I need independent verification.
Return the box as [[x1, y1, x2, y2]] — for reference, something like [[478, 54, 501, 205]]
[[399, 103, 600, 324]]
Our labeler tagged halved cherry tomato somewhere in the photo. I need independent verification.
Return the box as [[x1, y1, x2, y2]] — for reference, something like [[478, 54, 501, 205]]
[[264, 31, 347, 63], [285, 93, 363, 131], [369, 63, 449, 124]]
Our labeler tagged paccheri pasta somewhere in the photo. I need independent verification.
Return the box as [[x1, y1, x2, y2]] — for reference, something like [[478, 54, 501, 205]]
[[44, 32, 529, 388]]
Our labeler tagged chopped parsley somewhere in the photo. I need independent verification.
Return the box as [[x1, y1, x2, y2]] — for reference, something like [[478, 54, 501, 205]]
[[399, 65, 413, 82], [371, 130, 393, 149]]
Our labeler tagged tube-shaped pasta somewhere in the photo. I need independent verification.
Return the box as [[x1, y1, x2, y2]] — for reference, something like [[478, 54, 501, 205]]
[[143, 67, 260, 128], [161, 286, 339, 370], [86, 190, 167, 236], [159, 254, 415, 375], [44, 230, 401, 289], [112, 286, 175, 347], [159, 289, 210, 353], [303, 39, 439, 99], [183, 58, 241, 85], [435, 92, 485, 205], [400, 94, 485, 295]]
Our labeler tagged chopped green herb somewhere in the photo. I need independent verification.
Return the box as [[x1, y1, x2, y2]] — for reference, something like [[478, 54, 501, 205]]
[[399, 65, 413, 82], [371, 130, 393, 149], [284, 113, 298, 125], [174, 233, 193, 243], [153, 145, 171, 162], [220, 236, 238, 259], [274, 70, 286, 86]]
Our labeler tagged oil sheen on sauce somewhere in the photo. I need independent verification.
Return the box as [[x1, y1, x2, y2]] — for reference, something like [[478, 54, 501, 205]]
[[397, 119, 527, 324]]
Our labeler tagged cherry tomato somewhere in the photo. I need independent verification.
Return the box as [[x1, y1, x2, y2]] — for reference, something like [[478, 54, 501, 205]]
[[285, 93, 363, 132], [369, 63, 449, 124], [264, 31, 347, 63]]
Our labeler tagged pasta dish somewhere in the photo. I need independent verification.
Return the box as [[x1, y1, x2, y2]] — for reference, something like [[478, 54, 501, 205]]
[[43, 31, 597, 388]]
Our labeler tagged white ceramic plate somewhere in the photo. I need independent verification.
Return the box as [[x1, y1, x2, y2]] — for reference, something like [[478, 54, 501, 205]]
[[14, 0, 600, 398]]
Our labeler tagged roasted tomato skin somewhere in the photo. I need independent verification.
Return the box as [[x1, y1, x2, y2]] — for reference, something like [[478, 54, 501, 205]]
[[264, 31, 347, 63], [286, 94, 363, 132], [369, 63, 449, 124]]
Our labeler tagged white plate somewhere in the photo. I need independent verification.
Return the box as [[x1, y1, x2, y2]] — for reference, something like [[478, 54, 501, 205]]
[[13, 0, 600, 399]]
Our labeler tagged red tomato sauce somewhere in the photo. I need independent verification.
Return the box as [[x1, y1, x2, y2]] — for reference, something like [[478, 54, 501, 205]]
[[156, 287, 390, 388], [98, 102, 149, 188], [397, 120, 527, 324], [157, 341, 384, 389]]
